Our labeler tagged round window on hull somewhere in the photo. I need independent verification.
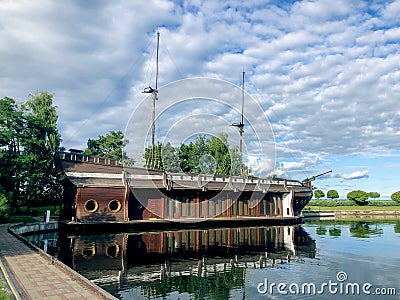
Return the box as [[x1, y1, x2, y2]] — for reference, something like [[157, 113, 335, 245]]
[[106, 241, 120, 258], [84, 199, 99, 213], [82, 242, 96, 259], [108, 199, 122, 213]]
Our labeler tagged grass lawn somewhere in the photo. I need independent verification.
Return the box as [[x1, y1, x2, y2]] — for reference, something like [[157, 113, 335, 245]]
[[0, 205, 59, 224], [18, 205, 59, 216], [0, 281, 11, 300], [6, 215, 39, 223], [306, 205, 400, 211]]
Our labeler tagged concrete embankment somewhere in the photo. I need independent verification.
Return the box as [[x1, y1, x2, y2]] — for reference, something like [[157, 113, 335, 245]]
[[334, 210, 400, 219], [0, 222, 117, 300], [302, 210, 335, 221]]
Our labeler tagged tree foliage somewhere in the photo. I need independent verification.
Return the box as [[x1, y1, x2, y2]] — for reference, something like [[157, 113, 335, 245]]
[[0, 92, 62, 215], [391, 191, 400, 203], [83, 130, 134, 165], [369, 192, 380, 199], [0, 188, 10, 220], [314, 189, 325, 199], [144, 134, 251, 176], [347, 190, 369, 205], [327, 190, 339, 199]]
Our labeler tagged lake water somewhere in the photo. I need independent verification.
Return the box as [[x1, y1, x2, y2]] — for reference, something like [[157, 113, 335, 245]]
[[25, 220, 400, 299]]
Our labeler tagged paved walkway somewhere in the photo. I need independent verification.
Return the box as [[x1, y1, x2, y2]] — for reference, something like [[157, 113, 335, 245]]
[[0, 224, 117, 300]]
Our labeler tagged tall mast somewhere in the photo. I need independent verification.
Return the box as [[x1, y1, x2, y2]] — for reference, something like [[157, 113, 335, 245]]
[[232, 71, 245, 176], [143, 32, 160, 169]]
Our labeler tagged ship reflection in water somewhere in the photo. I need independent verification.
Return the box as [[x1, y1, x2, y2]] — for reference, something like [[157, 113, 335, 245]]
[[58, 226, 316, 299]]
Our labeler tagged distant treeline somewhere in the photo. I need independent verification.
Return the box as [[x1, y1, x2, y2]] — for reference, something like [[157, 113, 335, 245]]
[[309, 199, 400, 207], [143, 134, 251, 176]]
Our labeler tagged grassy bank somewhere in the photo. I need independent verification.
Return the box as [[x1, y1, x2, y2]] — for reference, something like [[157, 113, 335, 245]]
[[0, 205, 59, 224], [306, 205, 400, 211], [0, 281, 11, 300]]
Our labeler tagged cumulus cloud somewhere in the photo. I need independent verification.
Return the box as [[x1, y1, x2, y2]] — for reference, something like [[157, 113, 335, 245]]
[[0, 0, 399, 196], [340, 170, 369, 180]]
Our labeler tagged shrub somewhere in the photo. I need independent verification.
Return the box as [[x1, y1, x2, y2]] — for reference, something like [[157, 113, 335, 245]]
[[327, 190, 339, 199], [308, 199, 357, 207], [368, 200, 400, 206], [314, 190, 325, 199], [369, 192, 380, 199], [347, 190, 369, 205], [0, 192, 10, 221], [391, 191, 400, 203]]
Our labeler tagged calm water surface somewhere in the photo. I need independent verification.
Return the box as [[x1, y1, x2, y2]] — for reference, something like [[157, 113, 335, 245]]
[[25, 220, 400, 299]]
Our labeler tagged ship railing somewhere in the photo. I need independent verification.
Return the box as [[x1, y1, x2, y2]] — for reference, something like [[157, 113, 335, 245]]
[[58, 151, 119, 166], [163, 173, 304, 191]]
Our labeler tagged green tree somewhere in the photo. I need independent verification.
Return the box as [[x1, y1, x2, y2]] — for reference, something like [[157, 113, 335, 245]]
[[0, 92, 62, 214], [314, 189, 325, 199], [22, 92, 63, 211], [161, 142, 180, 172], [206, 134, 230, 175], [0, 97, 25, 213], [391, 191, 400, 203], [369, 192, 380, 199], [327, 190, 339, 199], [178, 143, 191, 173], [347, 190, 369, 205], [84, 130, 133, 165], [144, 142, 163, 169], [143, 134, 252, 176]]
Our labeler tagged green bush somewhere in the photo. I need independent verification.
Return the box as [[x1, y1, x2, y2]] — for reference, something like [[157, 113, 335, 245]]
[[314, 189, 325, 199], [347, 190, 369, 205], [391, 191, 400, 203], [0, 280, 11, 300], [368, 200, 400, 206], [308, 199, 400, 207], [308, 199, 357, 207], [0, 192, 10, 221], [327, 190, 339, 199]]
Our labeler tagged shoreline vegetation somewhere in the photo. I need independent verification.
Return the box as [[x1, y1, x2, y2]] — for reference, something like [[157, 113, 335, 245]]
[[306, 205, 400, 211], [306, 199, 400, 211]]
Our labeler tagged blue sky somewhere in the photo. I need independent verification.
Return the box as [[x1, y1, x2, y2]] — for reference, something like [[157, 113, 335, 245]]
[[1, 0, 399, 198]]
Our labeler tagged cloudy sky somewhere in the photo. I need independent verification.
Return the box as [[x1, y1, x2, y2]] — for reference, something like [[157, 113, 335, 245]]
[[1, 0, 400, 198]]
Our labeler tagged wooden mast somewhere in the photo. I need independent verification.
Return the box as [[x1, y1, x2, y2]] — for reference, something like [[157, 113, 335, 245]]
[[151, 31, 160, 169], [143, 32, 160, 169], [232, 71, 245, 176]]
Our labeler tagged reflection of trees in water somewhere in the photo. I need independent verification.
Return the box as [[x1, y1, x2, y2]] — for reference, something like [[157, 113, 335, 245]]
[[316, 225, 341, 237], [395, 222, 400, 234], [329, 225, 341, 237], [316, 225, 327, 236], [142, 266, 245, 300], [349, 222, 383, 238]]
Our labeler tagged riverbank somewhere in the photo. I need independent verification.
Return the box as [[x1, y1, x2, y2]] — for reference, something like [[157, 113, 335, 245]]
[[303, 208, 400, 221], [306, 205, 400, 211]]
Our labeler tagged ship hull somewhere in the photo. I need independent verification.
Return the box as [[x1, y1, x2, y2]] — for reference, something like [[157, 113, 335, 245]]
[[56, 152, 312, 225]]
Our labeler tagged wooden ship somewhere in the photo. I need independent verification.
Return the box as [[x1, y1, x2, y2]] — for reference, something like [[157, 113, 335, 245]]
[[56, 32, 327, 227], [56, 150, 325, 226]]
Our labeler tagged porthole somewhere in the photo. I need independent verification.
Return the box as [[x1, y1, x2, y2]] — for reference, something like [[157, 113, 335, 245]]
[[108, 199, 122, 213], [82, 242, 95, 259], [106, 241, 120, 258], [84, 199, 98, 213]]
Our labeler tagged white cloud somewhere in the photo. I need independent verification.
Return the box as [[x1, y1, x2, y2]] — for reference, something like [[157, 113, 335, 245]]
[[341, 170, 369, 180], [0, 0, 399, 196]]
